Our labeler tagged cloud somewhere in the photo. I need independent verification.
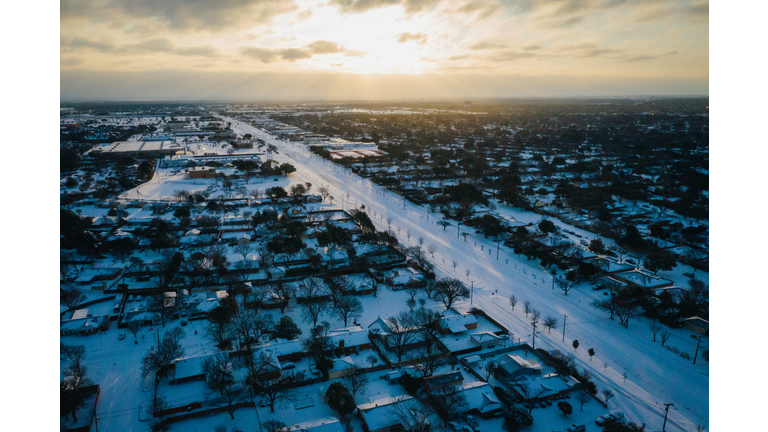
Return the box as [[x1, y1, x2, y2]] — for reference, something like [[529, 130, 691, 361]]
[[448, 54, 472, 61], [487, 51, 537, 62], [120, 38, 175, 54], [331, 63, 344, 67], [397, 32, 428, 44], [280, 48, 312, 61], [621, 50, 679, 62], [61, 0, 297, 32], [330, 0, 441, 14], [553, 15, 584, 28], [468, 40, 509, 50], [61, 37, 116, 53], [240, 41, 365, 63], [455, 0, 503, 19], [523, 44, 542, 51], [174, 46, 220, 57], [307, 40, 345, 54], [240, 47, 279, 63], [61, 57, 83, 67]]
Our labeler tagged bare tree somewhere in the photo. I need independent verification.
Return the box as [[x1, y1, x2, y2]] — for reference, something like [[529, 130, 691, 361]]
[[141, 327, 186, 378], [543, 316, 559, 333], [557, 277, 576, 295], [451, 259, 458, 272], [575, 390, 592, 411], [342, 370, 370, 396], [434, 278, 470, 310], [387, 398, 434, 431], [61, 288, 87, 310], [328, 276, 349, 307], [146, 291, 172, 328], [523, 300, 532, 317], [519, 382, 545, 413], [386, 217, 392, 229], [299, 279, 329, 328], [465, 268, 471, 280], [334, 294, 363, 326], [649, 322, 662, 342], [431, 387, 469, 427], [509, 295, 518, 310], [602, 389, 614, 404], [660, 331, 671, 347], [234, 243, 253, 261], [127, 321, 141, 339], [381, 311, 417, 363], [254, 375, 295, 412]]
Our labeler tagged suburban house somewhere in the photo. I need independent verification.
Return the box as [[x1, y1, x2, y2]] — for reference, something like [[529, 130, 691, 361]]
[[328, 326, 371, 354], [470, 332, 501, 349], [172, 354, 211, 384], [60, 314, 110, 336], [450, 381, 504, 419], [683, 316, 709, 335], [368, 317, 421, 353], [383, 267, 425, 290], [284, 417, 345, 432], [328, 356, 357, 379], [496, 354, 543, 380], [423, 371, 463, 394], [357, 394, 430, 432], [437, 310, 478, 334]]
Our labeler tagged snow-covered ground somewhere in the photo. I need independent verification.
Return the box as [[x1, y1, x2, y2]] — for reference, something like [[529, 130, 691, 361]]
[[224, 117, 709, 431]]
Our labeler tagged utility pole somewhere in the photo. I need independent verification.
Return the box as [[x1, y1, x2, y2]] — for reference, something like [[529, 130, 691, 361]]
[[662, 403, 674, 431], [496, 239, 501, 259], [531, 317, 538, 349], [470, 280, 474, 305], [693, 335, 705, 365], [551, 270, 556, 289], [562, 314, 567, 341]]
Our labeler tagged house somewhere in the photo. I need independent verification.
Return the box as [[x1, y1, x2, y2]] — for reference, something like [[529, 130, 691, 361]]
[[683, 316, 709, 335], [423, 371, 463, 394], [255, 338, 304, 362], [172, 354, 211, 383], [385, 371, 402, 384], [328, 356, 357, 379], [357, 394, 430, 432], [447, 381, 504, 419], [383, 267, 425, 289], [328, 326, 371, 354], [188, 166, 218, 179], [496, 354, 543, 380], [470, 332, 500, 349], [369, 317, 421, 353], [60, 315, 110, 336], [437, 310, 478, 334], [284, 417, 345, 432], [508, 373, 582, 401]]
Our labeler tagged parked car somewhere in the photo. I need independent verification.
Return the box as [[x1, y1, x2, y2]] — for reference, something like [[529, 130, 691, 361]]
[[683, 272, 694, 278], [281, 362, 296, 370], [136, 295, 142, 301], [181, 310, 188, 317], [539, 401, 547, 408], [118, 333, 126, 340], [181, 319, 188, 326], [596, 412, 624, 426], [463, 414, 479, 430], [128, 295, 134, 301], [567, 425, 586, 432]]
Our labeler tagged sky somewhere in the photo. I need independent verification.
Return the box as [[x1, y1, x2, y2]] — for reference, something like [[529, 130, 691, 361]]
[[60, 0, 709, 100]]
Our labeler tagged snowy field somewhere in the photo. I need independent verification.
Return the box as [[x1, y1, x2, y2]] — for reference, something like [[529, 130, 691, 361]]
[[224, 117, 709, 431]]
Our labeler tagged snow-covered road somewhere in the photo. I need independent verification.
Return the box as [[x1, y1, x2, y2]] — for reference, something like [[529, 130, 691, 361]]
[[225, 118, 708, 431]]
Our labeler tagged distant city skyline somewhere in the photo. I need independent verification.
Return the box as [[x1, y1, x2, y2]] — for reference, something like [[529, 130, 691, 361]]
[[60, 0, 709, 100]]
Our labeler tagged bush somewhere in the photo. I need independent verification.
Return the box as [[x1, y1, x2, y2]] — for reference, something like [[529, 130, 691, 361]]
[[326, 382, 356, 415], [397, 372, 422, 396], [504, 405, 533, 431]]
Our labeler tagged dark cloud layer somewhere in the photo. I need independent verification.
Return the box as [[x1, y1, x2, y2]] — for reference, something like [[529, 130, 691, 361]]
[[61, 69, 708, 100], [61, 0, 296, 31]]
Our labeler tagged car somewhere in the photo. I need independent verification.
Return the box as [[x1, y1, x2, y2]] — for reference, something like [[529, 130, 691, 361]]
[[463, 414, 479, 430], [539, 401, 547, 408], [683, 272, 694, 278], [181, 319, 188, 326], [118, 333, 126, 340], [281, 362, 296, 370], [181, 310, 188, 317], [625, 259, 636, 265], [136, 295, 142, 301], [567, 425, 586, 432], [596, 412, 624, 426], [128, 295, 134, 301], [546, 399, 553, 406]]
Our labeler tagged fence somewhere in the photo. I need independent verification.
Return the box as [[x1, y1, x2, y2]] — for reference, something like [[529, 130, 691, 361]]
[[151, 401, 256, 432]]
